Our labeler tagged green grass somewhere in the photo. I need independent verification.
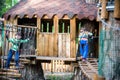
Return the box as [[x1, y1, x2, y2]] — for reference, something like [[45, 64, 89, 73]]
[[46, 75, 72, 80]]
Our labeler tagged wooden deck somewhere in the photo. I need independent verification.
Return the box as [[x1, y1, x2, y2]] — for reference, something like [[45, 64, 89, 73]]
[[36, 56, 76, 61]]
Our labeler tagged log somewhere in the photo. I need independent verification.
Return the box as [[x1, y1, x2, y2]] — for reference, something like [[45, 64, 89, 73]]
[[9, 66, 24, 69], [0, 68, 19, 73], [114, 0, 120, 18], [93, 74, 99, 80], [98, 76, 105, 80], [70, 16, 76, 58], [101, 0, 108, 19], [0, 72, 21, 78], [99, 0, 102, 3], [20, 59, 30, 62]]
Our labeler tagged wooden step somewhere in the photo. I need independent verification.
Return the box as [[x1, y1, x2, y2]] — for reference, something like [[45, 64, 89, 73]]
[[0, 72, 22, 78], [10, 66, 24, 69], [0, 68, 19, 73]]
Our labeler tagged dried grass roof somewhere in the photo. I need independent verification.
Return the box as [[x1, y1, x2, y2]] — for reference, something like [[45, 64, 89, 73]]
[[4, 0, 97, 20]]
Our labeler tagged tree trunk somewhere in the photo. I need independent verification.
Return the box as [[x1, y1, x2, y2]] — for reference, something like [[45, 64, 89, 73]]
[[21, 61, 45, 80]]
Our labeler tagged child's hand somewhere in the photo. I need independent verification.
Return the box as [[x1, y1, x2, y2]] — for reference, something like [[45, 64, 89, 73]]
[[6, 30, 10, 36]]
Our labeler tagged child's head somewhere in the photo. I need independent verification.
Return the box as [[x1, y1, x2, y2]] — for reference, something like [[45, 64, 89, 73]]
[[15, 32, 21, 39], [80, 27, 85, 32]]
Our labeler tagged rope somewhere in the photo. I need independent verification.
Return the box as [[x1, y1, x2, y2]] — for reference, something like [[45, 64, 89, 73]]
[[97, 8, 120, 31], [97, 8, 120, 79]]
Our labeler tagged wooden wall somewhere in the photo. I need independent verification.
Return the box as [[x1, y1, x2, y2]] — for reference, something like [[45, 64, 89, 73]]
[[42, 60, 73, 73], [37, 15, 74, 58]]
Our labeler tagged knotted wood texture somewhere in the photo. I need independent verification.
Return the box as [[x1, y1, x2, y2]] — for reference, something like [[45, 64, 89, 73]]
[[114, 0, 120, 18]]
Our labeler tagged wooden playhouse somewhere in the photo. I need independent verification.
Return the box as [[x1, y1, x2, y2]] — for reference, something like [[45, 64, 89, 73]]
[[3, 0, 98, 74]]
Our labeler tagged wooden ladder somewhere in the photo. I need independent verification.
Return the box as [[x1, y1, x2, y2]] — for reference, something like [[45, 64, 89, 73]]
[[0, 57, 31, 79], [78, 58, 98, 80]]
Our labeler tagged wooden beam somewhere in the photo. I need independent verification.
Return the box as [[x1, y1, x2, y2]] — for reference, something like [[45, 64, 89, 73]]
[[36, 56, 76, 61], [53, 15, 58, 57], [62, 14, 69, 19], [99, 0, 102, 3], [0, 72, 21, 78], [70, 16, 76, 58], [13, 24, 37, 28], [114, 0, 120, 18], [36, 17, 40, 56], [101, 0, 108, 19], [0, 68, 19, 73], [98, 76, 105, 80]]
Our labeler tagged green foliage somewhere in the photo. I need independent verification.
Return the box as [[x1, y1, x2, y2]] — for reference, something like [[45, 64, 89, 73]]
[[0, 0, 5, 17], [46, 75, 72, 80], [0, 0, 19, 17]]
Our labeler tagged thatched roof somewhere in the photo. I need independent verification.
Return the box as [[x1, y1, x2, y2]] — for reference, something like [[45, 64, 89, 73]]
[[4, 0, 97, 20]]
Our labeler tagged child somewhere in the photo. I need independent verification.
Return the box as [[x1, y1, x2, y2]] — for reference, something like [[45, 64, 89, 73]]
[[5, 31, 29, 69], [78, 28, 93, 62]]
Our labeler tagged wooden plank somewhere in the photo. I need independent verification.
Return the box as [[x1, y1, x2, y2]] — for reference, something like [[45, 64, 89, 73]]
[[48, 34, 54, 56], [15, 25, 37, 28], [114, 0, 120, 18], [70, 17, 76, 58], [101, 0, 108, 19], [58, 34, 62, 57], [41, 34, 45, 56], [53, 15, 58, 57], [36, 56, 75, 61], [62, 34, 66, 57], [41, 63, 45, 72], [66, 34, 70, 58], [44, 34, 49, 56], [38, 34, 43, 56], [0, 69, 19, 73], [36, 18, 40, 55], [0, 72, 21, 78]]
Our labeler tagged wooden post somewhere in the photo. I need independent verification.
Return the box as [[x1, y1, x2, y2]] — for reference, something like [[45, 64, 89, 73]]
[[98, 76, 105, 80], [36, 17, 41, 56], [99, 0, 102, 3], [93, 74, 98, 80], [53, 15, 58, 57], [114, 0, 120, 18], [101, 0, 108, 19], [70, 16, 76, 58]]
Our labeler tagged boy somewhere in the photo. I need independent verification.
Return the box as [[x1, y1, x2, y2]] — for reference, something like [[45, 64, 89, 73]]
[[78, 28, 93, 62], [5, 31, 29, 69]]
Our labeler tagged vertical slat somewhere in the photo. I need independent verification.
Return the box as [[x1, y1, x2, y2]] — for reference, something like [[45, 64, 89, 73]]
[[44, 34, 49, 56], [114, 0, 120, 18], [52, 60, 56, 72], [38, 34, 41, 56], [53, 15, 58, 57], [41, 34, 45, 56], [36, 18, 40, 55], [61, 60, 64, 72], [62, 34, 66, 57], [66, 34, 70, 58], [47, 22, 49, 32], [58, 34, 62, 57], [42, 63, 45, 72], [49, 63, 51, 72], [70, 17, 76, 58], [51, 60, 54, 72], [48, 34, 54, 56], [54, 60, 56, 72]]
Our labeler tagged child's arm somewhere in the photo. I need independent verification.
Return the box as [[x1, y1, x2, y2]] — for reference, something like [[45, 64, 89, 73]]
[[20, 38, 29, 43], [6, 30, 14, 43]]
